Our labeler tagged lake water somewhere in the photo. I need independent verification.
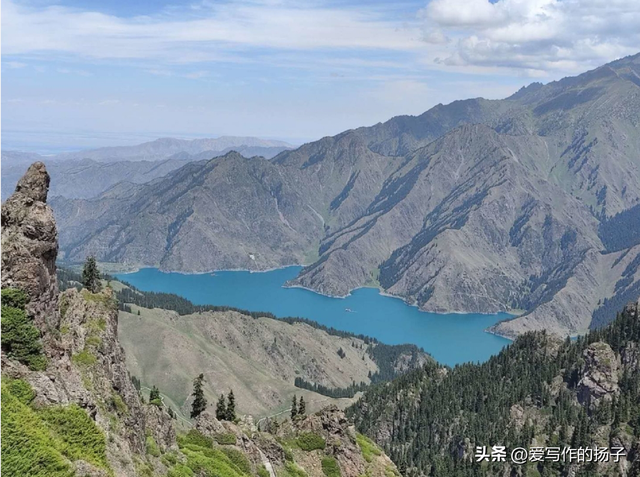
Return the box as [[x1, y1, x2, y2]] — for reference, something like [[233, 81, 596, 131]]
[[115, 266, 512, 367]]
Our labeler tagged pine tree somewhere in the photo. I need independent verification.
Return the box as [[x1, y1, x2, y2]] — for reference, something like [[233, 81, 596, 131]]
[[216, 394, 227, 421], [82, 256, 101, 293], [291, 394, 298, 419], [190, 373, 207, 419], [298, 395, 306, 416], [225, 390, 236, 422], [149, 385, 160, 402]]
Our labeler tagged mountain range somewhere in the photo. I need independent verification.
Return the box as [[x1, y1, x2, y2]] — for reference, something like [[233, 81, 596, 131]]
[[1, 136, 294, 200], [49, 53, 640, 338]]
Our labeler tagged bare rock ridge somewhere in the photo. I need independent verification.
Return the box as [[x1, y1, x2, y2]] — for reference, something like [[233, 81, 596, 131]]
[[49, 53, 640, 339]]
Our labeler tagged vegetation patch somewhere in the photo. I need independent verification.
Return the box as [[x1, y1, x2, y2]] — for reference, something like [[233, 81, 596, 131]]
[[179, 445, 251, 477], [258, 465, 270, 477], [296, 432, 326, 451], [321, 457, 341, 477], [1, 288, 47, 371], [81, 289, 117, 309], [72, 348, 97, 366], [1, 382, 74, 477], [179, 429, 213, 448], [384, 466, 400, 477], [221, 447, 253, 475], [283, 446, 294, 462], [356, 433, 382, 463], [110, 393, 128, 414], [168, 463, 195, 477], [1, 379, 111, 476], [146, 434, 161, 457], [40, 405, 109, 469], [214, 432, 237, 445], [283, 462, 308, 477], [5, 377, 36, 405]]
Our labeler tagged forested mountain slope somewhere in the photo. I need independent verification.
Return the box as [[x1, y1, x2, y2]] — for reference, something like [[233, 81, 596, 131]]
[[50, 53, 640, 337], [348, 301, 640, 476]]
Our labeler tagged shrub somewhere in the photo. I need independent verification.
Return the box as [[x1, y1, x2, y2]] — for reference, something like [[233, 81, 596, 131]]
[[110, 393, 128, 414], [214, 432, 237, 445], [5, 378, 36, 405], [284, 462, 308, 477], [296, 432, 326, 451], [72, 349, 97, 366], [258, 465, 271, 477], [356, 433, 382, 463], [180, 446, 250, 477], [179, 429, 213, 448], [146, 434, 161, 457], [321, 457, 341, 477], [1, 288, 47, 371], [40, 405, 109, 469], [2, 288, 28, 308], [221, 447, 253, 475], [1, 383, 74, 477], [168, 464, 195, 477], [283, 447, 294, 462]]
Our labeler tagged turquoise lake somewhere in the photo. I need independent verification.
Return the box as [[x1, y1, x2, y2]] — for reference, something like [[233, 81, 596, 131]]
[[115, 266, 512, 367]]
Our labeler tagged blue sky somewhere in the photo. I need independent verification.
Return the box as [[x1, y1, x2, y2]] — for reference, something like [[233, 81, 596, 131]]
[[3, 0, 639, 153]]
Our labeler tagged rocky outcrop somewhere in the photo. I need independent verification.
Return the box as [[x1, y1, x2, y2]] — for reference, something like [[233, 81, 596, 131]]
[[298, 406, 367, 477], [1, 163, 176, 476], [1, 162, 59, 336], [577, 342, 620, 409]]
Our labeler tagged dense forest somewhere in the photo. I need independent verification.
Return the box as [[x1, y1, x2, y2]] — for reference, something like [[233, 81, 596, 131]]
[[348, 302, 640, 477]]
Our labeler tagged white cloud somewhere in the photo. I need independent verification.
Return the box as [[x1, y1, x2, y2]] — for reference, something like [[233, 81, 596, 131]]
[[2, 0, 422, 63], [421, 0, 640, 75], [4, 61, 27, 68], [57, 67, 92, 76]]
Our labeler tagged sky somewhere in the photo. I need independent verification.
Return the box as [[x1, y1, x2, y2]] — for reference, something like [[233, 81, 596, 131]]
[[2, 0, 640, 153]]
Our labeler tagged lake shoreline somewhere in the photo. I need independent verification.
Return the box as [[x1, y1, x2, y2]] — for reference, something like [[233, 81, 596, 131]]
[[114, 267, 513, 366], [116, 265, 521, 319]]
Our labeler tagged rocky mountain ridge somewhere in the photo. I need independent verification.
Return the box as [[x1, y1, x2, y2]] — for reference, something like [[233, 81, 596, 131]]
[[49, 53, 640, 338]]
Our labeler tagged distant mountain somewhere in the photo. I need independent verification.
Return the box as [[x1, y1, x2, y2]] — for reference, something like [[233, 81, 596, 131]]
[[1, 138, 293, 200], [51, 136, 294, 162], [50, 53, 640, 338]]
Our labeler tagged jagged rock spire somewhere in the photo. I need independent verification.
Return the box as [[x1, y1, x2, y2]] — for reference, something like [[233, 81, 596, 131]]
[[1, 161, 59, 333]]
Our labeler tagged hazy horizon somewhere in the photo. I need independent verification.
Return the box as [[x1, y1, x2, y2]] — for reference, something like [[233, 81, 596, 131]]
[[3, 0, 640, 153]]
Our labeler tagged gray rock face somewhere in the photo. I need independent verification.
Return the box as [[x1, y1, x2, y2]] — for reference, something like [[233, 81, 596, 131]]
[[577, 342, 620, 409], [1, 162, 60, 334]]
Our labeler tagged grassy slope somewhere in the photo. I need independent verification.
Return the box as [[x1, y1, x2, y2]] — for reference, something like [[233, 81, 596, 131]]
[[118, 304, 378, 418]]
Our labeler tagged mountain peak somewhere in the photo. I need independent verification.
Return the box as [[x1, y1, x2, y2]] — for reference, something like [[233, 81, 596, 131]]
[[13, 161, 51, 203]]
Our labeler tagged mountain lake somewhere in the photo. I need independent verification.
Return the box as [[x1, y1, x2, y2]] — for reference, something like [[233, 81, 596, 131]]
[[115, 266, 512, 367]]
